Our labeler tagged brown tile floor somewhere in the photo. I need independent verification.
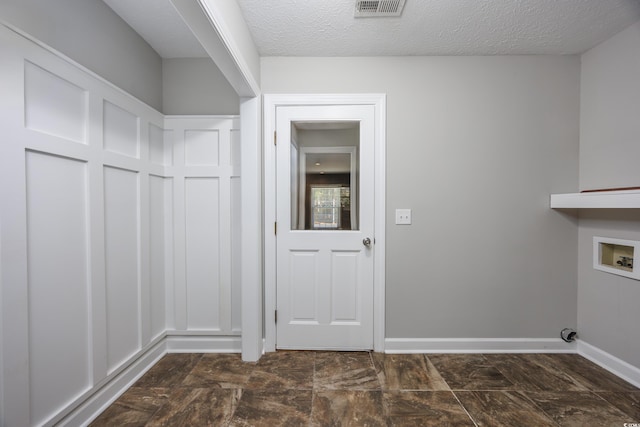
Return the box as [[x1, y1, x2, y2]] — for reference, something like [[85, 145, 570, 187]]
[[91, 352, 640, 426]]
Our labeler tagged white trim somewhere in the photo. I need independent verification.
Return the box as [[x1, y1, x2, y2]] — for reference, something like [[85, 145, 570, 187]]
[[196, 0, 261, 97], [240, 96, 264, 362], [578, 340, 640, 388], [165, 335, 242, 353], [373, 95, 386, 353], [55, 340, 166, 427], [263, 94, 387, 353], [164, 114, 240, 120], [171, 0, 260, 97], [384, 338, 577, 353], [50, 334, 241, 426]]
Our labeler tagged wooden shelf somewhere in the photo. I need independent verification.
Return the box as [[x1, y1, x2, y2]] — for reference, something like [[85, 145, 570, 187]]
[[550, 190, 640, 209]]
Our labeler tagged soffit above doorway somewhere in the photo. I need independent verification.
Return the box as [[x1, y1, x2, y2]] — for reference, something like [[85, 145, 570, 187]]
[[103, 0, 208, 58]]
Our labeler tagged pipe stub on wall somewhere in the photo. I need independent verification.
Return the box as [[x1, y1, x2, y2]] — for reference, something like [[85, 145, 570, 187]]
[[560, 328, 577, 342]]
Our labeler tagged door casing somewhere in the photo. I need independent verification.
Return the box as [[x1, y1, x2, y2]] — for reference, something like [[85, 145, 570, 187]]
[[263, 94, 386, 352]]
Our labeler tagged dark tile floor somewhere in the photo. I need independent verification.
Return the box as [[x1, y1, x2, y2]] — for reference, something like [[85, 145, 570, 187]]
[[91, 352, 640, 426]]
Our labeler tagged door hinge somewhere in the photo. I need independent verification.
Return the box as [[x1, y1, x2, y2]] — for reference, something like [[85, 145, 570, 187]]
[[275, 310, 278, 323], [274, 221, 277, 235], [274, 130, 277, 145]]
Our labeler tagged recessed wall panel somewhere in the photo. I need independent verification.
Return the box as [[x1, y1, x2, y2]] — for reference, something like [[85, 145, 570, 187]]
[[185, 130, 219, 166], [231, 176, 242, 332], [25, 151, 90, 425], [24, 61, 87, 143], [230, 129, 241, 168], [104, 166, 140, 372], [290, 251, 318, 321], [331, 251, 360, 322], [103, 101, 139, 158], [185, 178, 220, 329], [149, 175, 168, 338]]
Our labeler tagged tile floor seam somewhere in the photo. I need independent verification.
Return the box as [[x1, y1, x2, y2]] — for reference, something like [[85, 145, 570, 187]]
[[584, 389, 637, 420], [450, 390, 479, 427], [517, 390, 563, 427], [424, 354, 454, 392]]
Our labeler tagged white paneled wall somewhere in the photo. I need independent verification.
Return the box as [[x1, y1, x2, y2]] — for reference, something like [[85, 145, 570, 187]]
[[164, 117, 242, 336], [0, 25, 241, 426]]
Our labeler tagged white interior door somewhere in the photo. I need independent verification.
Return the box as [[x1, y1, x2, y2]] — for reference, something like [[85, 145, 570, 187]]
[[276, 104, 375, 350]]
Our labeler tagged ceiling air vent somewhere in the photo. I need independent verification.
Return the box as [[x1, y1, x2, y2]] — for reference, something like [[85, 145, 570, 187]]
[[354, 0, 406, 17]]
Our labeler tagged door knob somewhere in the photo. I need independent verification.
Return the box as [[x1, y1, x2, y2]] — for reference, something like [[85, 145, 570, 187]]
[[363, 237, 372, 248]]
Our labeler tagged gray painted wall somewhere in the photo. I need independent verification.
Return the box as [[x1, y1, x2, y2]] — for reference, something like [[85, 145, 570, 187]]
[[578, 20, 640, 368], [163, 58, 239, 115], [0, 0, 163, 110], [262, 56, 580, 339], [580, 20, 640, 191], [578, 212, 640, 367]]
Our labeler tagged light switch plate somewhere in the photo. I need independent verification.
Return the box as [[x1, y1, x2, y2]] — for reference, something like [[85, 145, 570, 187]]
[[395, 209, 411, 225]]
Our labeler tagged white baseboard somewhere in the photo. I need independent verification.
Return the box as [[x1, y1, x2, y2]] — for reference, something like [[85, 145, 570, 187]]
[[577, 340, 640, 388], [165, 334, 241, 353], [384, 338, 577, 353], [55, 335, 241, 426], [56, 340, 166, 427]]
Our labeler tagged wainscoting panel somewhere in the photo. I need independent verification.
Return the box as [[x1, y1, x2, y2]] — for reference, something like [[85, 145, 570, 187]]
[[25, 151, 91, 426], [103, 165, 141, 373], [165, 116, 242, 337], [185, 177, 221, 330], [185, 129, 219, 166], [24, 61, 87, 144], [0, 25, 166, 426], [1, 25, 242, 426], [103, 100, 140, 158], [149, 175, 170, 339]]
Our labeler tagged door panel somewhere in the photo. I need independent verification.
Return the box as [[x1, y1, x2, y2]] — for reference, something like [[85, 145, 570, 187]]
[[331, 250, 360, 323], [276, 105, 375, 350], [289, 250, 319, 322]]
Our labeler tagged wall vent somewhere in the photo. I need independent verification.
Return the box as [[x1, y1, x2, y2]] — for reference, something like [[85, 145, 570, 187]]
[[354, 0, 406, 17]]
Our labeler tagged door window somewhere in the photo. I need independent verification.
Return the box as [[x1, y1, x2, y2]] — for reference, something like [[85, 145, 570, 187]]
[[290, 121, 359, 230]]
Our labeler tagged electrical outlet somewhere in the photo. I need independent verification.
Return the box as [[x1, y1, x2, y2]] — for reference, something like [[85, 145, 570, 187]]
[[395, 209, 411, 225]]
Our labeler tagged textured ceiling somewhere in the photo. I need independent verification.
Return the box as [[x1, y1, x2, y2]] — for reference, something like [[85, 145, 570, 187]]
[[103, 0, 640, 58], [236, 0, 640, 56]]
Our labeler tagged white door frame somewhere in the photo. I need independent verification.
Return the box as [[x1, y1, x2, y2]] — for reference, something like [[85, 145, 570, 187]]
[[263, 94, 386, 352]]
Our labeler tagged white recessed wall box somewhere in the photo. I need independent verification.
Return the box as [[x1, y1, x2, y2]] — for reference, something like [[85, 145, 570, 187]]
[[593, 236, 639, 280]]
